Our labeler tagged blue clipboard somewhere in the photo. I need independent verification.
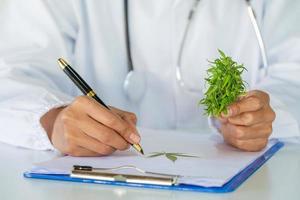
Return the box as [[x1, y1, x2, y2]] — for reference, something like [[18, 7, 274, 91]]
[[23, 141, 284, 193]]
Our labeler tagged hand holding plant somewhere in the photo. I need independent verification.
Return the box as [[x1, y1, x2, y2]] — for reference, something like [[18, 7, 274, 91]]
[[200, 50, 275, 152]]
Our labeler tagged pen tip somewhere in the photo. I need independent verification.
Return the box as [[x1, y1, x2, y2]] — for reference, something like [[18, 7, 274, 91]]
[[57, 58, 69, 69], [132, 143, 144, 155]]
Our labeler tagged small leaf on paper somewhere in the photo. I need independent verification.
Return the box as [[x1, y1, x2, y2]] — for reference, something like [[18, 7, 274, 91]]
[[147, 152, 165, 158], [166, 154, 177, 162], [172, 153, 200, 158], [147, 152, 201, 163]]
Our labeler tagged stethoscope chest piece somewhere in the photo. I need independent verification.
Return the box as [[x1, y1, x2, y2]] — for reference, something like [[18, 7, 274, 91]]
[[123, 70, 147, 103]]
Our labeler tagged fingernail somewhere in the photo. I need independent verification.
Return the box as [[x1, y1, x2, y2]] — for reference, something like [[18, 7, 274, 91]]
[[130, 133, 140, 144], [218, 117, 228, 123], [227, 108, 232, 116], [222, 108, 232, 117]]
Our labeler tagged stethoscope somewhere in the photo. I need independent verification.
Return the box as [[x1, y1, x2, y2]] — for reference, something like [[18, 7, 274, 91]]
[[123, 0, 268, 103]]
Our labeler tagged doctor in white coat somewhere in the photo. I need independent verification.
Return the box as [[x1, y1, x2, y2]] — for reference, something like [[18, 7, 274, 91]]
[[0, 0, 299, 156]]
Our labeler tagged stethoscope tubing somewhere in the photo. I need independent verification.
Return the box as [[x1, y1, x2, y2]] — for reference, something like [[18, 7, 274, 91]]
[[123, 0, 269, 101]]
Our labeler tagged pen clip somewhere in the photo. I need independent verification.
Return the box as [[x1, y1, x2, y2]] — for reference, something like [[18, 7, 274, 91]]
[[73, 165, 93, 171], [71, 165, 178, 186], [73, 165, 178, 178], [71, 169, 176, 186]]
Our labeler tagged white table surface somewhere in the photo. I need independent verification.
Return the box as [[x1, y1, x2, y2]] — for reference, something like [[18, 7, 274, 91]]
[[1, 141, 299, 200]]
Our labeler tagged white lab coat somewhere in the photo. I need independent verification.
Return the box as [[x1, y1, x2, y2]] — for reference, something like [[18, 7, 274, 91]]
[[0, 0, 299, 150]]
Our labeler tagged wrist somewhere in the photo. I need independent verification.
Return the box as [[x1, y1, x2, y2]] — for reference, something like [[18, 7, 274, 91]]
[[40, 107, 65, 141]]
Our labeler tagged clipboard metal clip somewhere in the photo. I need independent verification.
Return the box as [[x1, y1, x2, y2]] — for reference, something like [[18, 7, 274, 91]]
[[71, 165, 178, 186]]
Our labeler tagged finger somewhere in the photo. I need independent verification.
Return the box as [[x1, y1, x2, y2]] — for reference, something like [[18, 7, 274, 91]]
[[220, 125, 268, 151], [221, 122, 272, 140], [237, 93, 248, 101], [227, 107, 274, 126], [224, 95, 264, 117], [244, 90, 270, 103], [62, 128, 101, 157], [218, 116, 228, 124], [72, 130, 116, 155], [66, 145, 102, 157], [110, 107, 138, 125], [78, 115, 130, 150], [75, 96, 140, 144], [231, 138, 268, 152]]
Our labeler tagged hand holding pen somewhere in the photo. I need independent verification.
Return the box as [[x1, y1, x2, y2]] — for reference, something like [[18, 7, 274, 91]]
[[40, 58, 143, 156]]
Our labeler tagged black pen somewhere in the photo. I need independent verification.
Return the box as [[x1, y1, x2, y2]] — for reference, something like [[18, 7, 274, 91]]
[[57, 58, 144, 155]]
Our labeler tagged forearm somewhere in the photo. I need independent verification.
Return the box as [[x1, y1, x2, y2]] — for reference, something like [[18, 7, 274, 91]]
[[253, 0, 300, 138], [0, 74, 73, 150], [0, 0, 78, 149]]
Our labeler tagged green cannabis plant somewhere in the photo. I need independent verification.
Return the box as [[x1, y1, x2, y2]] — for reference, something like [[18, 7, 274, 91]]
[[199, 50, 247, 116]]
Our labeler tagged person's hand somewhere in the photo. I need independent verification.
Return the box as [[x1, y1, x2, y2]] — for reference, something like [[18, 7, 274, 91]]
[[40, 96, 140, 156], [218, 90, 276, 151]]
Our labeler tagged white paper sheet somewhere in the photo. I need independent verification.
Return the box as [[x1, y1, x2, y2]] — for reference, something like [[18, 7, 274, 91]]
[[29, 128, 277, 187]]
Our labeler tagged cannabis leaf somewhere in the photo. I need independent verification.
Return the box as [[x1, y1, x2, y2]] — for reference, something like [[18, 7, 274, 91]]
[[147, 152, 200, 163], [147, 152, 165, 158], [199, 49, 247, 116], [166, 153, 177, 162]]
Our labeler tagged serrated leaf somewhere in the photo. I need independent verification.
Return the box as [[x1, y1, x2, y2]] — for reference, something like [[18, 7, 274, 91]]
[[166, 154, 177, 162], [172, 153, 200, 158], [147, 152, 165, 158], [218, 49, 226, 58]]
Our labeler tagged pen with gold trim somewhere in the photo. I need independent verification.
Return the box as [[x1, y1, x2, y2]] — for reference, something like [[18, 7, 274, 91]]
[[57, 58, 144, 155]]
